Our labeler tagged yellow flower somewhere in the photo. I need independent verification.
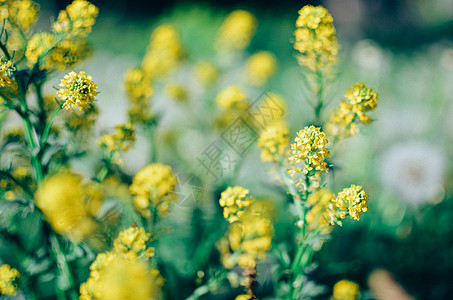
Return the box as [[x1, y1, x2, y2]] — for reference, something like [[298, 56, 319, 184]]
[[25, 32, 55, 66], [332, 279, 360, 300], [124, 66, 153, 103], [6, 0, 39, 32], [34, 172, 96, 240], [219, 186, 255, 223], [0, 264, 20, 296], [142, 24, 185, 79], [57, 71, 98, 110], [288, 126, 330, 189], [99, 122, 136, 153], [216, 85, 249, 110], [236, 295, 249, 300], [216, 10, 257, 52], [246, 51, 277, 86], [83, 182, 105, 218], [80, 227, 162, 300], [325, 83, 379, 139], [165, 83, 189, 103], [195, 61, 218, 85], [81, 255, 162, 300], [45, 38, 92, 71], [328, 185, 369, 226], [113, 226, 152, 258], [257, 121, 289, 163], [294, 5, 339, 74], [219, 205, 273, 269], [0, 59, 15, 88], [52, 0, 98, 37], [129, 163, 177, 218]]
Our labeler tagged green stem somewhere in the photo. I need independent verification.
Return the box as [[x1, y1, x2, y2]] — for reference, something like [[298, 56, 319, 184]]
[[95, 165, 109, 182], [148, 124, 157, 163], [41, 105, 62, 145], [49, 233, 78, 300], [21, 117, 43, 183], [34, 82, 46, 137], [186, 273, 225, 300], [314, 70, 324, 124], [280, 169, 303, 220]]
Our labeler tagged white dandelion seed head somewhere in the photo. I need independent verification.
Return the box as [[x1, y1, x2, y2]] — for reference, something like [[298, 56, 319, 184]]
[[379, 141, 447, 205]]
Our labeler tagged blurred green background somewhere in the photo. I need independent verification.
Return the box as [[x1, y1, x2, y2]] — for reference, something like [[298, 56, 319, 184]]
[[25, 0, 453, 299]]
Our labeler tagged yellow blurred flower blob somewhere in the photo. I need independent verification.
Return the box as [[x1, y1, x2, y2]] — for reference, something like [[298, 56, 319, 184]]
[[35, 172, 96, 240], [0, 264, 20, 296], [246, 51, 277, 86], [130, 163, 178, 218], [332, 279, 360, 300], [52, 0, 99, 37], [216, 10, 257, 52]]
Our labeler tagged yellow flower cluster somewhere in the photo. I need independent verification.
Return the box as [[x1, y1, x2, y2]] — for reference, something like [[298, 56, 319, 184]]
[[25, 32, 55, 65], [2, 0, 39, 32], [142, 24, 185, 79], [216, 10, 257, 52], [113, 226, 155, 260], [306, 188, 335, 234], [165, 83, 189, 103], [34, 172, 97, 240], [331, 279, 360, 300], [83, 182, 105, 218], [216, 85, 249, 110], [0, 264, 20, 296], [125, 67, 153, 102], [246, 51, 277, 86], [257, 121, 289, 163], [52, 0, 99, 37], [288, 126, 330, 189], [0, 60, 15, 88], [218, 201, 273, 269], [129, 163, 178, 218], [23, 1, 95, 70], [219, 186, 254, 223], [326, 83, 379, 139], [45, 38, 92, 71], [124, 67, 154, 125], [124, 24, 185, 125], [98, 122, 136, 162], [328, 185, 369, 226], [294, 5, 339, 74], [80, 227, 163, 300], [57, 71, 98, 110]]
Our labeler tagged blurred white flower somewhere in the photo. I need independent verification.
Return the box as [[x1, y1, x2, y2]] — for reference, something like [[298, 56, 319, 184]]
[[352, 39, 389, 75], [379, 141, 446, 205]]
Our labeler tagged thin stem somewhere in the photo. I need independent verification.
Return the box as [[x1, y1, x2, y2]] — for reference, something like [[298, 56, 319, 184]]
[[49, 233, 78, 300], [0, 36, 11, 61], [186, 273, 226, 300], [41, 105, 62, 146], [147, 124, 157, 163], [34, 82, 47, 137], [279, 169, 303, 220]]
